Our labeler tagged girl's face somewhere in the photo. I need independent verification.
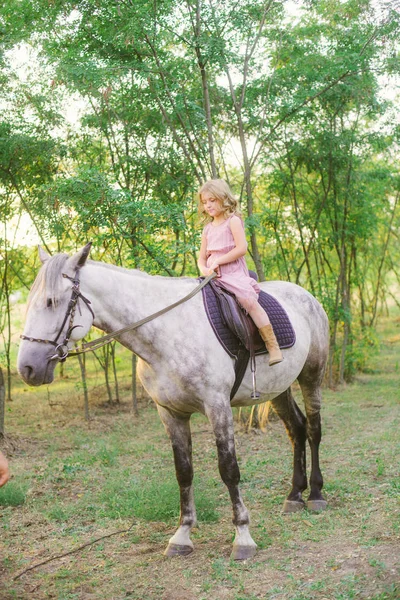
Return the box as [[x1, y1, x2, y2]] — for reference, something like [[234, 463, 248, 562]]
[[201, 190, 223, 219]]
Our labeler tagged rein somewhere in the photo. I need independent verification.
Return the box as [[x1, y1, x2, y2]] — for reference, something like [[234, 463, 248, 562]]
[[21, 270, 216, 361]]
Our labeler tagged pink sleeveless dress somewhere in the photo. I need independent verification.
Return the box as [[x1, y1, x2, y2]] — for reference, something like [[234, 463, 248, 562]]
[[204, 214, 260, 312]]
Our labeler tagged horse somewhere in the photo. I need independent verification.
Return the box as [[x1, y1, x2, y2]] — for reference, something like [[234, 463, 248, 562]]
[[17, 243, 329, 561]]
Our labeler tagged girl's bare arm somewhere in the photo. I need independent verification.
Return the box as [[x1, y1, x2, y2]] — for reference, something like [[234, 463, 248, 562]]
[[198, 230, 211, 276]]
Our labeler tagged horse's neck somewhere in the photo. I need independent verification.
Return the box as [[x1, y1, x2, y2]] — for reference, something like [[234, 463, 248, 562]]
[[84, 263, 178, 326], [82, 263, 195, 357]]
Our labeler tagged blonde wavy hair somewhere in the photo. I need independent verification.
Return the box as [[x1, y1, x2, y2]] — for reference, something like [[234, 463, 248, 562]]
[[198, 179, 241, 222]]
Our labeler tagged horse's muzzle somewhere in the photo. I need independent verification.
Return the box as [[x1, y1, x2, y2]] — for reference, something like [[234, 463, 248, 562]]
[[18, 362, 55, 386], [17, 344, 57, 386]]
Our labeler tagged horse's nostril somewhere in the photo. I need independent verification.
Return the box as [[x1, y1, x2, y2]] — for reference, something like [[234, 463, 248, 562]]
[[20, 365, 33, 382]]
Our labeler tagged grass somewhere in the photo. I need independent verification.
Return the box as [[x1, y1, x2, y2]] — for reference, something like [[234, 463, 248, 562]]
[[0, 311, 399, 599], [0, 481, 27, 507]]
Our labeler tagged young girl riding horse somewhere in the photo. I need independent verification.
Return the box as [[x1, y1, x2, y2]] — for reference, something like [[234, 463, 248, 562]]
[[198, 178, 283, 365]]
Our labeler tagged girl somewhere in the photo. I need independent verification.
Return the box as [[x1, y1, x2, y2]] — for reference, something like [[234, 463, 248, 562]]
[[198, 179, 283, 366]]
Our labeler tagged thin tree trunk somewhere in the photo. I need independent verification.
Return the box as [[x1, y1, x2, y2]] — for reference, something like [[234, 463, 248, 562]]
[[369, 192, 399, 327], [191, 0, 217, 177], [77, 350, 90, 421], [110, 342, 120, 403], [103, 347, 113, 403], [328, 272, 341, 387], [0, 367, 5, 436], [145, 35, 207, 182], [208, 2, 268, 280], [339, 312, 350, 384], [10, 176, 52, 254], [132, 353, 139, 417], [225, 65, 265, 280], [3, 249, 12, 401], [93, 347, 113, 404], [339, 245, 351, 385], [286, 153, 315, 294]]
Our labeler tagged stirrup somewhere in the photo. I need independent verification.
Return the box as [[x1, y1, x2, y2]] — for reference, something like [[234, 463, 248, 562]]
[[250, 357, 260, 400]]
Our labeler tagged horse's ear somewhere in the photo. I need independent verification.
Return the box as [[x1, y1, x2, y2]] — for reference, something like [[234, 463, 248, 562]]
[[38, 246, 51, 264], [67, 242, 92, 272]]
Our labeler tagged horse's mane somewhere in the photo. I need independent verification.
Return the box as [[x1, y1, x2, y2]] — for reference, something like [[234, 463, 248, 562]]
[[27, 254, 69, 309], [88, 261, 192, 282], [27, 253, 192, 311], [88, 260, 152, 278]]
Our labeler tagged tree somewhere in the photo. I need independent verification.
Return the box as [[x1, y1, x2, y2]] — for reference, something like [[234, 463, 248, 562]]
[[1, 0, 399, 384]]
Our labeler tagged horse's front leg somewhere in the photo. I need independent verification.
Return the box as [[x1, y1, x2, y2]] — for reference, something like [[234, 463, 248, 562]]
[[206, 402, 257, 561], [157, 405, 196, 556]]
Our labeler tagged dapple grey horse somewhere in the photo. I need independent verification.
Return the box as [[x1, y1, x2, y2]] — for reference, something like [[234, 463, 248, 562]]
[[17, 244, 329, 560]]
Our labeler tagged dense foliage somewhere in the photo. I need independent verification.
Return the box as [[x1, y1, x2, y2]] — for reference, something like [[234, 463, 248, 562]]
[[0, 0, 399, 384]]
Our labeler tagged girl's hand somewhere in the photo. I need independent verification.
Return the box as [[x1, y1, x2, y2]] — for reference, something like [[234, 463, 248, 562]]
[[200, 266, 212, 277], [201, 266, 219, 277], [208, 262, 221, 277]]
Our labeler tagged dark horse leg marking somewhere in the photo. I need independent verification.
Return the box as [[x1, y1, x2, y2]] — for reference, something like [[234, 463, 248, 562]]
[[206, 404, 257, 560], [271, 388, 308, 512], [298, 360, 327, 511], [157, 406, 196, 556], [297, 345, 327, 510]]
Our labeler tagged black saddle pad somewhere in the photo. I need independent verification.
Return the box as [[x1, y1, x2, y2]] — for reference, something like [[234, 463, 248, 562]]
[[202, 283, 296, 358]]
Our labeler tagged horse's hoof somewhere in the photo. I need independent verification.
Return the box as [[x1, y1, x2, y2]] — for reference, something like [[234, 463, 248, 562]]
[[282, 499, 305, 514], [307, 499, 327, 512], [164, 543, 194, 557], [230, 544, 257, 561]]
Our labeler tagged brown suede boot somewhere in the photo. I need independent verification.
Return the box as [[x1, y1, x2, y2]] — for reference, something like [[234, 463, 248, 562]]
[[259, 324, 283, 366]]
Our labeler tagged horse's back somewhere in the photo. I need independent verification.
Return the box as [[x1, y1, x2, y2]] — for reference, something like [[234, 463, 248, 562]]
[[259, 280, 328, 334], [231, 281, 329, 406]]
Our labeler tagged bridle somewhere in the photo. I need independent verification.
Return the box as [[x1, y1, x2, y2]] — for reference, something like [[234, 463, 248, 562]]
[[20, 269, 95, 362], [20, 268, 216, 362]]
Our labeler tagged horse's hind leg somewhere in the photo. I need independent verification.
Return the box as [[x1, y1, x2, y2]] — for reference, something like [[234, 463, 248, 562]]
[[270, 389, 308, 513], [205, 403, 257, 561], [297, 374, 327, 512], [157, 406, 197, 556]]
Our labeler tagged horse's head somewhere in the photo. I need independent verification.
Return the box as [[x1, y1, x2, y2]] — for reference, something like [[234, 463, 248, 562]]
[[18, 244, 94, 386]]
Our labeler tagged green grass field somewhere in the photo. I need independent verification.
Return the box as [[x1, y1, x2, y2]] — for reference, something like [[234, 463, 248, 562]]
[[0, 312, 399, 599]]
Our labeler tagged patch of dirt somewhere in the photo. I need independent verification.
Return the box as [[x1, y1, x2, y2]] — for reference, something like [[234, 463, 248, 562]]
[[4, 521, 399, 600], [0, 434, 47, 457], [2, 335, 400, 600]]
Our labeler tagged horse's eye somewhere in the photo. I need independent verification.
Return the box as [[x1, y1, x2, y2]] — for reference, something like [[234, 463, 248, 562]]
[[46, 298, 53, 308]]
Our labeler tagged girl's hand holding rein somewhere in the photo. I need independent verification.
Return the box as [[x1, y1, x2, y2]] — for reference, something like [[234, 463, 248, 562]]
[[208, 262, 221, 277], [200, 264, 220, 277]]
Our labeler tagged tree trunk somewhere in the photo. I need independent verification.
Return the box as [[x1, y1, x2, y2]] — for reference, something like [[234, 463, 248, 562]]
[[110, 342, 120, 403], [2, 247, 12, 401], [77, 350, 90, 421], [338, 245, 351, 385], [132, 353, 139, 417], [93, 347, 113, 404], [193, 0, 217, 177], [0, 367, 5, 436], [328, 273, 341, 387], [103, 346, 113, 403]]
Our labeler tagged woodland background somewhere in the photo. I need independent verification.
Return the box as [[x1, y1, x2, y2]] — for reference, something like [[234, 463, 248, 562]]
[[0, 0, 400, 428]]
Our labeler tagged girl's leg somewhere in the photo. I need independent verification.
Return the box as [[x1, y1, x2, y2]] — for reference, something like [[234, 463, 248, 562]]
[[246, 302, 283, 366], [247, 302, 270, 328]]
